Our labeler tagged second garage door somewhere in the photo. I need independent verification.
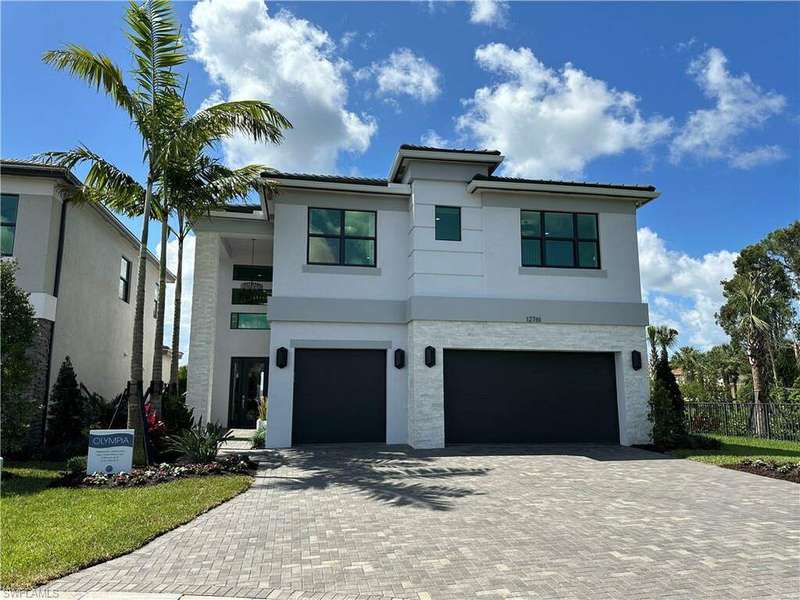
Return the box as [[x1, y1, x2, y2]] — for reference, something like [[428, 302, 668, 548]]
[[444, 350, 619, 444], [292, 349, 386, 444]]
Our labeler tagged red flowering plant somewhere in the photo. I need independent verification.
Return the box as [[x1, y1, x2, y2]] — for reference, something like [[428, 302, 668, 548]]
[[144, 400, 167, 458]]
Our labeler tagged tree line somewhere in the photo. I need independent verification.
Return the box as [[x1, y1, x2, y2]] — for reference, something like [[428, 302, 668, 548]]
[[650, 222, 800, 412]]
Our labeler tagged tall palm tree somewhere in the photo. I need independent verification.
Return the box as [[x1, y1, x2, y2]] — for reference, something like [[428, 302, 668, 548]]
[[646, 325, 658, 375], [655, 325, 679, 359], [671, 346, 703, 383], [41, 0, 290, 462]]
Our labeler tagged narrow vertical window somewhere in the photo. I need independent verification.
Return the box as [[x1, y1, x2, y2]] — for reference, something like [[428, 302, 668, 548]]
[[153, 282, 159, 318], [435, 206, 461, 241], [119, 257, 131, 302], [1, 193, 19, 257]]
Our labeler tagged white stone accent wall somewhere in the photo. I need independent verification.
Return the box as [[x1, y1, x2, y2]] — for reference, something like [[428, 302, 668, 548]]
[[186, 231, 221, 423], [407, 321, 651, 448]]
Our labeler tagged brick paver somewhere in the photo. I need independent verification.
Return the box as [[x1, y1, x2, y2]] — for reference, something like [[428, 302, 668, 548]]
[[44, 445, 800, 599]]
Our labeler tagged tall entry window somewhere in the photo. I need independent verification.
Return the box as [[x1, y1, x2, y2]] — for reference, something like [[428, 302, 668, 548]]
[[521, 211, 600, 269], [307, 208, 376, 267], [119, 257, 131, 302], [1, 193, 19, 256]]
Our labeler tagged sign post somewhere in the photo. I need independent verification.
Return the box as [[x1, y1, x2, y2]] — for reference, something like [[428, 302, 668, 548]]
[[87, 429, 134, 475]]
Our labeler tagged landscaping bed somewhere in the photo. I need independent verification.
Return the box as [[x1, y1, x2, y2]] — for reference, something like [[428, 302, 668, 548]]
[[53, 454, 255, 488], [722, 459, 800, 483], [1, 460, 253, 590]]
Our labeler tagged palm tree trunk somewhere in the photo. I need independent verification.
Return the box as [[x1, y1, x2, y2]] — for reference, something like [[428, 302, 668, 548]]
[[127, 175, 153, 465], [150, 212, 169, 414], [168, 220, 184, 394], [750, 353, 767, 437]]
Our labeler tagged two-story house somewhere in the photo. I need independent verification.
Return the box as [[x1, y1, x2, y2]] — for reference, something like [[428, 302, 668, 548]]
[[0, 159, 175, 447], [186, 145, 657, 448]]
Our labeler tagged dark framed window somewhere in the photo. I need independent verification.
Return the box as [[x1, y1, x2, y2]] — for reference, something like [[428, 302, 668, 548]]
[[1, 193, 19, 257], [230, 312, 269, 330], [435, 206, 461, 241], [232, 288, 271, 305], [232, 264, 272, 282], [119, 257, 131, 302], [521, 210, 600, 269], [307, 208, 376, 267]]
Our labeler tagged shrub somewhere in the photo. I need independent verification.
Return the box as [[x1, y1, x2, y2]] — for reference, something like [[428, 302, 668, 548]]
[[251, 427, 265, 449], [257, 397, 268, 421], [649, 353, 688, 449], [81, 387, 115, 430], [161, 390, 194, 436], [166, 419, 231, 463], [65, 455, 87, 476], [0, 260, 37, 457], [45, 357, 85, 459]]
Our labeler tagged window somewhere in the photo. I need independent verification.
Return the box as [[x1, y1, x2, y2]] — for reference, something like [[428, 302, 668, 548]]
[[232, 264, 272, 282], [307, 208, 376, 267], [232, 288, 271, 305], [119, 257, 131, 302], [521, 211, 600, 269], [230, 312, 269, 330], [1, 194, 19, 256], [435, 206, 461, 241], [153, 283, 159, 318]]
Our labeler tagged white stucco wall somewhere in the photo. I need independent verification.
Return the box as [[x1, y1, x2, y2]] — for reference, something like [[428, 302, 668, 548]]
[[407, 320, 651, 449], [265, 321, 409, 448]]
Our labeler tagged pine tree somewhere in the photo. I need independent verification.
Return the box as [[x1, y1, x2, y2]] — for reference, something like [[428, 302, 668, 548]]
[[46, 357, 85, 457]]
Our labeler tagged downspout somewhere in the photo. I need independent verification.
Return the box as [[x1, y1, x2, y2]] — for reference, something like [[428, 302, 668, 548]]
[[40, 197, 70, 446]]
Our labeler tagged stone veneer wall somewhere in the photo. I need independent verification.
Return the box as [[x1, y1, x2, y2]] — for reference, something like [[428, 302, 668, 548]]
[[407, 320, 651, 449], [186, 231, 221, 423], [24, 318, 54, 451]]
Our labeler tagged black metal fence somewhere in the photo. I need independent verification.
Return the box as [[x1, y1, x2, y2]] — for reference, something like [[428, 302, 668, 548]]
[[685, 402, 800, 441]]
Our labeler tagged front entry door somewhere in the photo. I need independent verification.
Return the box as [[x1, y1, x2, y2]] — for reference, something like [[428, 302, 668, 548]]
[[229, 357, 267, 428]]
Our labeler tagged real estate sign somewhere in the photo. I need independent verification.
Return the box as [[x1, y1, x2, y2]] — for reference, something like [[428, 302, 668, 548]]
[[87, 429, 134, 474]]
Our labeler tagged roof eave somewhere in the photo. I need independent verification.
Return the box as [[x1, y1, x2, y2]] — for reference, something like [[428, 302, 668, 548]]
[[388, 148, 505, 183], [467, 179, 660, 205], [266, 176, 411, 196]]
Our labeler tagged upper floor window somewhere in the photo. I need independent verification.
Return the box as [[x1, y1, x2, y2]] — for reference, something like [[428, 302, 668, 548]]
[[233, 264, 272, 282], [521, 210, 600, 269], [230, 312, 269, 330], [435, 206, 461, 241], [1, 193, 19, 257], [307, 208, 376, 267], [153, 282, 159, 318], [119, 257, 131, 302], [232, 288, 271, 305]]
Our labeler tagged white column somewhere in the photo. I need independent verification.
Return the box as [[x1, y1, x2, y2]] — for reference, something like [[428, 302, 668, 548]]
[[186, 231, 221, 424]]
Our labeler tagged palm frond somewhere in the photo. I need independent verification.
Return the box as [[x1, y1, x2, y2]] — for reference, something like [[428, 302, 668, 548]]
[[42, 45, 141, 119]]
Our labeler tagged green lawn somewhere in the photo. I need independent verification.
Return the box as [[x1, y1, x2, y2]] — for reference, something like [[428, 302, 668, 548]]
[[1, 461, 252, 590], [672, 435, 800, 465]]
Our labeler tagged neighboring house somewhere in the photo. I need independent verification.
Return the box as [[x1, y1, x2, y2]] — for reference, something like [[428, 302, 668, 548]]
[[186, 145, 657, 449], [0, 159, 175, 446]]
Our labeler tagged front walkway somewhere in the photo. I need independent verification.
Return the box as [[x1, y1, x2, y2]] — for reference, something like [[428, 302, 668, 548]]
[[44, 445, 799, 599]]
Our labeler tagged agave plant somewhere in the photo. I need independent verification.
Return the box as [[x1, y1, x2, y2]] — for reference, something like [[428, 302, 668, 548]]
[[166, 419, 232, 463]]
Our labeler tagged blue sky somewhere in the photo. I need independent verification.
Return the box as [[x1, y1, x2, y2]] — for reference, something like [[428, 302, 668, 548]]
[[2, 0, 798, 353]]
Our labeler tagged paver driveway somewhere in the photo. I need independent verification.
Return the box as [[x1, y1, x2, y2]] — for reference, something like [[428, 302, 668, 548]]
[[46, 445, 799, 599]]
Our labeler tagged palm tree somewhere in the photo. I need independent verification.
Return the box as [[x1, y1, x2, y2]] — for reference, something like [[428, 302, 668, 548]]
[[165, 155, 272, 395], [655, 326, 679, 359], [41, 0, 290, 462], [671, 346, 703, 383], [646, 325, 658, 375]]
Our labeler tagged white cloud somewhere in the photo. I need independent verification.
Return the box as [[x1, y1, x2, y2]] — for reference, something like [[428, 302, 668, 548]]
[[359, 48, 441, 103], [728, 145, 787, 170], [161, 234, 196, 364], [420, 129, 450, 147], [457, 43, 673, 178], [190, 0, 377, 173], [469, 0, 509, 26], [670, 47, 786, 168], [638, 227, 737, 348]]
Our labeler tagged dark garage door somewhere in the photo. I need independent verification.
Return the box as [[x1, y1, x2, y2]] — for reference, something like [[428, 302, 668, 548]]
[[292, 349, 386, 444], [444, 350, 619, 444]]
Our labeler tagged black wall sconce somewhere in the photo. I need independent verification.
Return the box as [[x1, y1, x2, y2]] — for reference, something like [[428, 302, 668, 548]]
[[631, 350, 642, 371], [276, 347, 288, 369], [394, 349, 405, 369], [424, 346, 436, 368]]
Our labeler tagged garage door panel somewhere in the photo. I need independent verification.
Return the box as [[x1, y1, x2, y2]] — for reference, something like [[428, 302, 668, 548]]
[[292, 349, 386, 444], [444, 350, 619, 444]]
